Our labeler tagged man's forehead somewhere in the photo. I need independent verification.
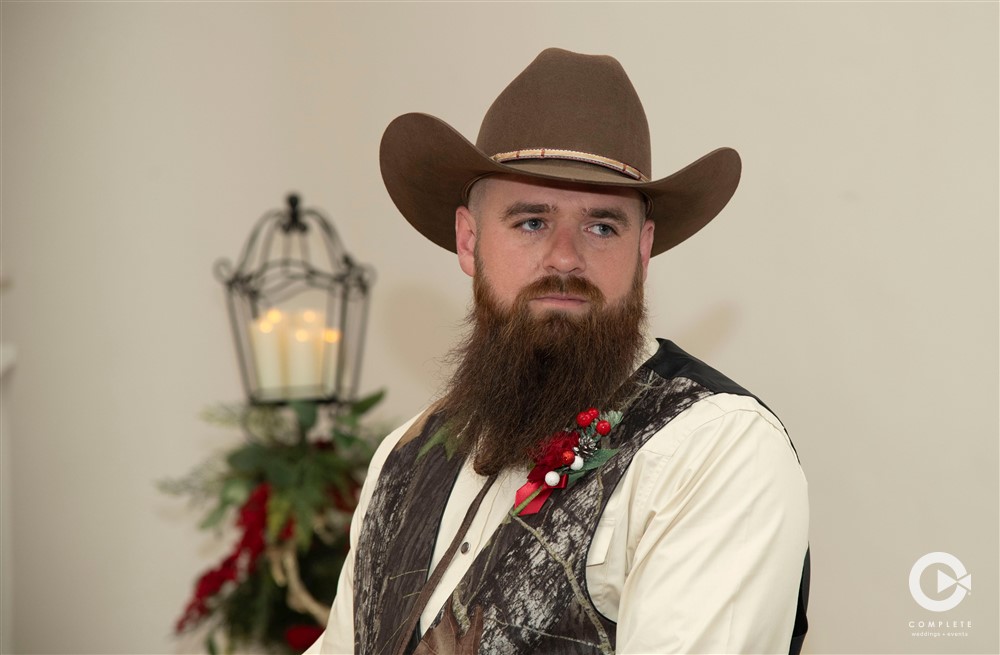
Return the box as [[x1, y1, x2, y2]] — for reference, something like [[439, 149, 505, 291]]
[[469, 174, 647, 217]]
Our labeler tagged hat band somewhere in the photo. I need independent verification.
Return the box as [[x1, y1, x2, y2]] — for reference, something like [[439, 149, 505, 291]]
[[490, 148, 649, 182]]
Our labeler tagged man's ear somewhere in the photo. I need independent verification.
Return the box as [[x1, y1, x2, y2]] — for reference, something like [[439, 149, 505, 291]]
[[456, 206, 477, 277], [639, 219, 655, 281]]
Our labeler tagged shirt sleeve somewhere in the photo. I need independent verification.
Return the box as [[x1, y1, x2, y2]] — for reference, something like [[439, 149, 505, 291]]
[[301, 412, 424, 655], [615, 396, 809, 654]]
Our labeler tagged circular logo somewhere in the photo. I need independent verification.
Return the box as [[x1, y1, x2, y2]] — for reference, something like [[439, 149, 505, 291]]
[[909, 552, 972, 612]]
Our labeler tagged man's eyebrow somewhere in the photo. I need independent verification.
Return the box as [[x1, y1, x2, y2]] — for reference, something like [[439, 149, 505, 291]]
[[500, 202, 635, 225], [585, 207, 632, 228], [501, 202, 556, 219]]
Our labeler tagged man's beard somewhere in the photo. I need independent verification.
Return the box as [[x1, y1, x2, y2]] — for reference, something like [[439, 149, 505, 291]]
[[437, 261, 648, 476]]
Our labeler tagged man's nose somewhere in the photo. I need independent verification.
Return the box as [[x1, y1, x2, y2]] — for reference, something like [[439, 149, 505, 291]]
[[542, 226, 585, 275]]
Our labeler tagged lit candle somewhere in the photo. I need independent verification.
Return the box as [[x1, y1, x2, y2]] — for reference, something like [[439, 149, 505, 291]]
[[300, 309, 321, 326], [250, 312, 287, 392], [322, 328, 341, 395], [287, 310, 323, 394]]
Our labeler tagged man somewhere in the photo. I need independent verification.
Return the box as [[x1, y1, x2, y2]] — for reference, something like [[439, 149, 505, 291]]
[[308, 48, 809, 654]]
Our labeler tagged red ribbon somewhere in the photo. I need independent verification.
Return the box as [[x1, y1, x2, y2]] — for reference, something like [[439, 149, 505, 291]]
[[513, 474, 566, 516]]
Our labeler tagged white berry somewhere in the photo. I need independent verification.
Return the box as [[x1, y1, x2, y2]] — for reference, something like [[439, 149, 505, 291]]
[[544, 470, 561, 486], [570, 456, 584, 471]]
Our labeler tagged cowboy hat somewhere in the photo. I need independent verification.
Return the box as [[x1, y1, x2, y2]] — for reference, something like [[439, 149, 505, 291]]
[[379, 48, 741, 257]]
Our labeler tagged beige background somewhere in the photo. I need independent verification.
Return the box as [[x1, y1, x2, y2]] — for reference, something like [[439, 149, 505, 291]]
[[1, 2, 997, 654]]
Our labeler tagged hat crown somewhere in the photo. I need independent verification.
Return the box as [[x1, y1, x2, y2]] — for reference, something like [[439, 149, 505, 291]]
[[475, 48, 652, 178]]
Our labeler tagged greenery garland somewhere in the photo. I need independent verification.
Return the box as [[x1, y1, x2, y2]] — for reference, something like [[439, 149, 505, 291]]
[[161, 391, 387, 654]]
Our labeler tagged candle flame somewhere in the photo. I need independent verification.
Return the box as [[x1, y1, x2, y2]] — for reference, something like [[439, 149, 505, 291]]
[[323, 329, 341, 344], [302, 310, 319, 323], [294, 329, 310, 343], [258, 320, 275, 334], [266, 308, 283, 323]]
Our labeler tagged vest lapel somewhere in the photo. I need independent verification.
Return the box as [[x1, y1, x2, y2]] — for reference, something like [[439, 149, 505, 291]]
[[353, 411, 464, 655]]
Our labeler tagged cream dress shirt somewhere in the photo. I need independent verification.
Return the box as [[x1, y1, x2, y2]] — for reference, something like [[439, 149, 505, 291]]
[[307, 392, 809, 655]]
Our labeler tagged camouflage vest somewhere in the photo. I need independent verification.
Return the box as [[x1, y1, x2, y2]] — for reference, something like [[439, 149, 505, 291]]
[[353, 340, 809, 654]]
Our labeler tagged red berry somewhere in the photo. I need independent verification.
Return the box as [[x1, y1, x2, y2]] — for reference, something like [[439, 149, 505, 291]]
[[595, 420, 611, 436], [561, 450, 575, 465], [587, 407, 599, 419], [576, 411, 593, 427]]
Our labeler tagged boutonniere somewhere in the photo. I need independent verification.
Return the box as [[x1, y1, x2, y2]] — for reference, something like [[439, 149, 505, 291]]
[[513, 408, 622, 516]]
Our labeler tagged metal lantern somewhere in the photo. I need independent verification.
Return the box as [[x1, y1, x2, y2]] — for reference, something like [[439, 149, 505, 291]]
[[214, 194, 374, 406]]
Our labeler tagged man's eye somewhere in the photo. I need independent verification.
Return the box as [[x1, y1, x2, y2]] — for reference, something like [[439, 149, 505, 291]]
[[519, 218, 545, 232], [587, 224, 617, 237]]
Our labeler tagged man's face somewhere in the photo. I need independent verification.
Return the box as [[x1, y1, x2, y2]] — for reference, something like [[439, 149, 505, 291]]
[[442, 174, 654, 474], [455, 175, 654, 314]]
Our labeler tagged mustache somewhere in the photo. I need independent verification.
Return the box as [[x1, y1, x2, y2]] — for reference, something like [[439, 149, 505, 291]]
[[515, 275, 605, 307]]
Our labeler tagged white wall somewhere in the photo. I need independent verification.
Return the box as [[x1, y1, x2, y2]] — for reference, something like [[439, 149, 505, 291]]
[[1, 3, 996, 654]]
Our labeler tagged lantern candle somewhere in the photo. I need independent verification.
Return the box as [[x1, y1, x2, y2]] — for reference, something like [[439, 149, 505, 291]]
[[322, 327, 341, 394], [287, 310, 324, 391], [250, 310, 287, 392]]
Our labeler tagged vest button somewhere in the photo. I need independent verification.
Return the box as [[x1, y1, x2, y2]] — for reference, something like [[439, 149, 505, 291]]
[[460, 542, 470, 554]]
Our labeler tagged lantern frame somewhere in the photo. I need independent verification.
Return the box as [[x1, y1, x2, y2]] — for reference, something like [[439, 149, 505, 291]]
[[214, 194, 374, 406]]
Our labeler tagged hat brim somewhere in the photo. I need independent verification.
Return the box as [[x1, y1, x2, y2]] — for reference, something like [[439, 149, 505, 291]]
[[379, 112, 741, 257]]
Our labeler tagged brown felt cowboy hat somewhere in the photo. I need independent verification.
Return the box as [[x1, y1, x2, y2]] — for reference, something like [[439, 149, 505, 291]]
[[380, 48, 741, 257]]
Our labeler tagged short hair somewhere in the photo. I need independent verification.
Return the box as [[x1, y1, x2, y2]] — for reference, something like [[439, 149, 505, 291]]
[[464, 176, 493, 218]]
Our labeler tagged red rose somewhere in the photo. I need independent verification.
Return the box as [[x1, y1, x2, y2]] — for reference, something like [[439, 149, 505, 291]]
[[329, 479, 361, 512], [175, 598, 206, 633], [285, 624, 325, 652], [527, 432, 579, 482], [526, 464, 547, 483], [194, 567, 225, 599], [280, 516, 296, 541], [218, 554, 238, 582]]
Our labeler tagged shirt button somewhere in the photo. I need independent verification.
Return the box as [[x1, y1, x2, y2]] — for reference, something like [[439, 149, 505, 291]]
[[460, 542, 470, 554]]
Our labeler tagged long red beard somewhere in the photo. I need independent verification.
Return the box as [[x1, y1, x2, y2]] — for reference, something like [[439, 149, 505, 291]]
[[437, 264, 647, 475]]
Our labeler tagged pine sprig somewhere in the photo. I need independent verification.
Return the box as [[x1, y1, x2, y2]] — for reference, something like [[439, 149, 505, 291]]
[[157, 455, 228, 502]]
